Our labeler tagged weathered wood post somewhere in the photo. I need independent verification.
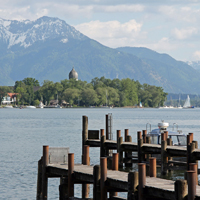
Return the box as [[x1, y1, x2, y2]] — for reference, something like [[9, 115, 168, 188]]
[[137, 131, 143, 163], [125, 129, 129, 141], [149, 157, 156, 177], [82, 145, 90, 198], [167, 138, 173, 162], [117, 136, 123, 169], [110, 153, 119, 197], [146, 136, 151, 162], [161, 139, 168, 175], [126, 135, 132, 168], [175, 179, 187, 200], [100, 135, 106, 157], [59, 177, 68, 200], [187, 170, 196, 200], [187, 141, 196, 170], [42, 145, 49, 200], [101, 157, 107, 200], [68, 153, 74, 198], [117, 130, 121, 141], [142, 130, 147, 143], [189, 163, 198, 185], [128, 172, 138, 200], [138, 163, 146, 200], [82, 116, 88, 163], [36, 157, 43, 200], [106, 114, 109, 140], [101, 129, 105, 137], [93, 165, 101, 200]]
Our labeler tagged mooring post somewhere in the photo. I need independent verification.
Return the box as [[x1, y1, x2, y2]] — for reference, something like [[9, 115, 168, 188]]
[[149, 157, 156, 177], [138, 163, 146, 200], [82, 145, 90, 198], [137, 131, 143, 163], [146, 136, 151, 162], [110, 153, 119, 197], [93, 165, 101, 200], [142, 130, 147, 143], [36, 157, 43, 200], [189, 163, 198, 185], [128, 171, 138, 200], [101, 157, 107, 200], [125, 135, 132, 168], [82, 116, 88, 163], [125, 129, 129, 142], [175, 179, 187, 200], [101, 129, 105, 137], [42, 145, 49, 200], [164, 131, 168, 140], [187, 142, 196, 170], [106, 114, 109, 140], [161, 140, 168, 175], [59, 177, 68, 200], [189, 133, 194, 142], [117, 136, 123, 169], [117, 130, 121, 140], [100, 135, 106, 157], [68, 153, 74, 198], [187, 170, 196, 200]]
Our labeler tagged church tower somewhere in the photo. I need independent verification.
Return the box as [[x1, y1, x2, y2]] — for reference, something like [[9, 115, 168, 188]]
[[69, 67, 78, 81]]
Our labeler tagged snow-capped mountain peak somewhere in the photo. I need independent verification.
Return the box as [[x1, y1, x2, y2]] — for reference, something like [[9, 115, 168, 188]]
[[0, 16, 86, 49]]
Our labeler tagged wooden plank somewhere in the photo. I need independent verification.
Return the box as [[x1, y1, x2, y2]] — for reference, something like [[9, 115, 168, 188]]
[[86, 139, 101, 147]]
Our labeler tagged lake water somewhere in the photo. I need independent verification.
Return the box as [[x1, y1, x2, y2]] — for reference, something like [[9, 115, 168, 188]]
[[1, 107, 200, 199]]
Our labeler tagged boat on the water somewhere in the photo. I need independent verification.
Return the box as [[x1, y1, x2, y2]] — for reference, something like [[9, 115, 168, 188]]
[[147, 121, 187, 146], [4, 105, 13, 108], [38, 101, 44, 108], [26, 105, 36, 109], [183, 95, 194, 109], [139, 102, 143, 108]]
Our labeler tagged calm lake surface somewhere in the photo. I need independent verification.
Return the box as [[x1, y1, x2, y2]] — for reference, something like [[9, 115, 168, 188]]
[[1, 107, 200, 199]]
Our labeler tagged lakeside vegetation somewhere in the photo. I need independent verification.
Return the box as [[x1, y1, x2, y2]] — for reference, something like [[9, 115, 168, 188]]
[[0, 77, 168, 107]]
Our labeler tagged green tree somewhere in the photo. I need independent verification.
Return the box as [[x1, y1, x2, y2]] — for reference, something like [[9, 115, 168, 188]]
[[62, 88, 81, 106], [81, 88, 98, 106]]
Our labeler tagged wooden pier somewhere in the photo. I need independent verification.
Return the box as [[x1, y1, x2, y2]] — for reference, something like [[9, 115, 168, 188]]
[[37, 115, 200, 200]]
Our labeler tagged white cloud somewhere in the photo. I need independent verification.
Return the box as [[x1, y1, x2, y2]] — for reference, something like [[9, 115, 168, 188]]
[[192, 51, 200, 60], [171, 27, 198, 40], [75, 20, 143, 47]]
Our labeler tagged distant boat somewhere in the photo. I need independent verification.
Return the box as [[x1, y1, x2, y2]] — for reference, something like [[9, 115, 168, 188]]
[[4, 105, 13, 108], [139, 102, 143, 108], [26, 105, 36, 109], [38, 101, 44, 108], [183, 95, 194, 109]]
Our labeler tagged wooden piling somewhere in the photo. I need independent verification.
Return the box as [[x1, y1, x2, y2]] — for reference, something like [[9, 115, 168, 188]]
[[106, 114, 109, 140], [68, 153, 74, 198], [128, 172, 138, 200], [161, 140, 168, 175], [93, 165, 101, 200], [187, 142, 196, 170], [100, 135, 106, 157], [175, 179, 187, 200], [149, 157, 156, 177], [189, 133, 194, 142], [117, 136, 123, 169], [36, 157, 42, 200], [125, 135, 132, 168], [189, 163, 198, 185], [138, 163, 146, 200], [138, 131, 143, 163], [82, 116, 88, 162], [42, 145, 49, 200], [187, 170, 196, 200], [125, 129, 129, 142], [59, 177, 68, 200], [142, 130, 147, 143], [101, 129, 105, 137], [117, 130, 121, 140], [82, 145, 90, 198], [101, 157, 107, 200]]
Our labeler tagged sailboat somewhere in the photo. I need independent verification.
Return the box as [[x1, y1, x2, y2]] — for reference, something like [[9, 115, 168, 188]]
[[183, 95, 194, 109], [139, 102, 143, 108]]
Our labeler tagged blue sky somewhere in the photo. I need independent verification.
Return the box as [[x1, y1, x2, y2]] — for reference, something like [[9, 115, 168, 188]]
[[1, 0, 200, 61]]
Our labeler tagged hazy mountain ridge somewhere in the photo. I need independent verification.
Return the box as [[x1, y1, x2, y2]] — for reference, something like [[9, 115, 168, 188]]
[[0, 16, 200, 94]]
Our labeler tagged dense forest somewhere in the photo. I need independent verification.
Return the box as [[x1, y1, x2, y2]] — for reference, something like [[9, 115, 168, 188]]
[[0, 77, 168, 107]]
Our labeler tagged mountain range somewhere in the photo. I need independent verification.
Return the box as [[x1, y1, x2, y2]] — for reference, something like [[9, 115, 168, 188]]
[[0, 16, 200, 94]]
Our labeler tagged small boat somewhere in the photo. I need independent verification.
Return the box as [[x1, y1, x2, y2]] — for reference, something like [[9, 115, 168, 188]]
[[147, 121, 186, 146], [183, 95, 194, 109], [38, 101, 44, 108], [139, 102, 143, 108], [26, 105, 36, 109], [4, 105, 13, 108]]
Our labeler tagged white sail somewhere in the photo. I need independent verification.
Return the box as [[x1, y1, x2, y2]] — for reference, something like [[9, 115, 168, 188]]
[[183, 95, 191, 108]]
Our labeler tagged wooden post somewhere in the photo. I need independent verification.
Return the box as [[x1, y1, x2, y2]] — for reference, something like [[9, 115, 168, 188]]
[[100, 135, 106, 157], [187, 142, 196, 170], [117, 136, 123, 169], [101, 157, 107, 200], [68, 153, 74, 198], [82, 145, 90, 198], [106, 114, 109, 140], [82, 116, 88, 162], [125, 129, 129, 142], [146, 136, 151, 162], [149, 157, 156, 177], [138, 163, 146, 200], [110, 153, 119, 197], [175, 179, 187, 200], [93, 165, 101, 200], [189, 163, 198, 185], [142, 130, 147, 143], [161, 140, 168, 175], [59, 177, 68, 200], [187, 170, 196, 200], [138, 131, 143, 163], [167, 138, 172, 162], [125, 135, 132, 168], [128, 172, 138, 200], [189, 133, 194, 142], [36, 157, 42, 200], [117, 130, 121, 140], [42, 145, 49, 200], [101, 129, 105, 137]]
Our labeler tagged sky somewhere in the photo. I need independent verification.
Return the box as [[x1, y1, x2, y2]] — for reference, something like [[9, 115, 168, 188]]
[[0, 0, 200, 61]]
